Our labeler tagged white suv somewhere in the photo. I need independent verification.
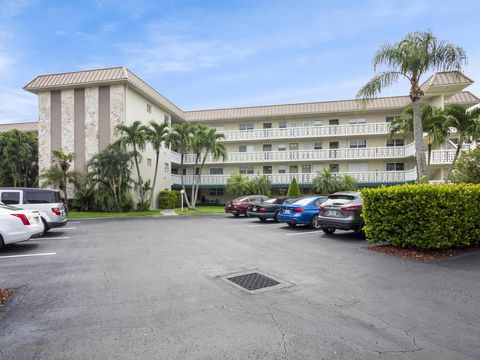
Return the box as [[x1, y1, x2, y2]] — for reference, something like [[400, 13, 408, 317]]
[[0, 188, 68, 234]]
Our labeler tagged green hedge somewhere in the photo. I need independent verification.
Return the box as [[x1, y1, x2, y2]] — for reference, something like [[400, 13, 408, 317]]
[[361, 184, 480, 249], [158, 190, 181, 209]]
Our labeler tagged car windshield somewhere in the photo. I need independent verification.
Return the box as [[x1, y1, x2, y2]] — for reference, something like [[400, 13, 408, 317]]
[[232, 196, 249, 202], [284, 198, 298, 204], [323, 195, 356, 206], [264, 198, 278, 204], [291, 197, 316, 206]]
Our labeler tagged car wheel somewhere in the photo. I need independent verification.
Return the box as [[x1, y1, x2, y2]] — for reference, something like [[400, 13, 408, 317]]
[[288, 222, 296, 227], [274, 211, 279, 223], [41, 218, 49, 235], [233, 214, 240, 217], [322, 227, 336, 235], [310, 215, 321, 229], [0, 235, 4, 250], [259, 218, 267, 222]]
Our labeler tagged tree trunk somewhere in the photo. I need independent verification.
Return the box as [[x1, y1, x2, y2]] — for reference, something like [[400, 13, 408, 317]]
[[133, 144, 144, 203], [190, 154, 200, 210], [427, 142, 432, 174], [412, 97, 428, 182], [150, 150, 160, 209], [451, 137, 464, 168], [193, 152, 208, 207], [179, 154, 192, 209]]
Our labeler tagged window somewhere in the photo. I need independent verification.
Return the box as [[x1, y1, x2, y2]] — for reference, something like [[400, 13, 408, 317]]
[[386, 163, 405, 171], [289, 165, 298, 173], [147, 103, 152, 113], [314, 142, 322, 150], [329, 141, 339, 149], [386, 115, 401, 122], [329, 119, 339, 125], [349, 139, 367, 148], [1, 192, 20, 205], [239, 166, 254, 174], [329, 164, 339, 172], [263, 123, 272, 129], [212, 125, 224, 132], [278, 166, 286, 174], [239, 123, 254, 130], [278, 144, 286, 151], [290, 122, 298, 127], [279, 121, 287, 129], [386, 138, 405, 147], [349, 119, 367, 125], [209, 188, 224, 196], [164, 163, 169, 173], [314, 120, 323, 126], [303, 121, 310, 127], [263, 144, 272, 152], [209, 168, 223, 175], [263, 166, 272, 174], [302, 143, 311, 150], [25, 191, 60, 204], [347, 163, 369, 172], [239, 145, 254, 152], [302, 165, 311, 173], [289, 143, 298, 150], [147, 158, 152, 167]]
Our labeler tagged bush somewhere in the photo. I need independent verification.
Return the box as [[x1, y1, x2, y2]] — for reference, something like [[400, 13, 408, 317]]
[[448, 147, 480, 184], [361, 184, 480, 249], [287, 178, 301, 197], [136, 200, 150, 211], [250, 175, 272, 197], [158, 190, 181, 209], [225, 173, 252, 197]]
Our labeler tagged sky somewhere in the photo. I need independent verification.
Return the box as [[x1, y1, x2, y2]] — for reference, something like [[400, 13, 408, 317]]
[[1, 0, 480, 123]]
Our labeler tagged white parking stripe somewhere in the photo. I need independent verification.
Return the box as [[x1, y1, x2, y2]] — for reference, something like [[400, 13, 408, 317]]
[[0, 252, 56, 259], [35, 236, 70, 240], [285, 232, 319, 236], [68, 221, 81, 224], [53, 227, 77, 230]]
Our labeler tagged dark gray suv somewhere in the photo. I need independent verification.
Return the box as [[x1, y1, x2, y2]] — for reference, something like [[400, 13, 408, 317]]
[[318, 192, 363, 235]]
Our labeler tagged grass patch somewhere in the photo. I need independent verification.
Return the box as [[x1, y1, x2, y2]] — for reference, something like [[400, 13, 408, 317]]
[[68, 210, 161, 219], [174, 205, 225, 215]]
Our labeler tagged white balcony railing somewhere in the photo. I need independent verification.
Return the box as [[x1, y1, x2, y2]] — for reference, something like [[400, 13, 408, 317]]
[[180, 144, 416, 165], [219, 123, 390, 142], [171, 169, 418, 186]]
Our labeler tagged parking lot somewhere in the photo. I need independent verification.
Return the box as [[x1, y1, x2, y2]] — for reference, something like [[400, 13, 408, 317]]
[[1, 214, 479, 360]]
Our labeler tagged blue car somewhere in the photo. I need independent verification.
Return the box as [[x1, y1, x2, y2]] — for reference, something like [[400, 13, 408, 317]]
[[277, 196, 327, 229]]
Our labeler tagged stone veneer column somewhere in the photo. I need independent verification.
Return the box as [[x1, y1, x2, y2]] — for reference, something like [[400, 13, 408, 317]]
[[38, 91, 51, 176], [85, 87, 99, 164], [61, 89, 75, 198], [110, 84, 125, 142]]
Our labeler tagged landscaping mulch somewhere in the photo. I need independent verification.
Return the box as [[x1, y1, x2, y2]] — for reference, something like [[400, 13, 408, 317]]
[[366, 244, 480, 262], [0, 288, 14, 310]]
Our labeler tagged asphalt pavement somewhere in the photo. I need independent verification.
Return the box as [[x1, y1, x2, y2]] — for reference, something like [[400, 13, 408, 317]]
[[1, 215, 479, 359]]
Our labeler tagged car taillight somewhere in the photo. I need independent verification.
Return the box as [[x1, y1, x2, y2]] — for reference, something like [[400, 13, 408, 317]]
[[293, 207, 304, 213], [51, 208, 61, 216], [11, 213, 30, 225], [319, 205, 325, 211], [340, 204, 363, 212], [259, 207, 266, 212]]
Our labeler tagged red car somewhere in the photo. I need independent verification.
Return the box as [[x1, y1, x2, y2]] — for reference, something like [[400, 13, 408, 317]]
[[225, 195, 269, 217]]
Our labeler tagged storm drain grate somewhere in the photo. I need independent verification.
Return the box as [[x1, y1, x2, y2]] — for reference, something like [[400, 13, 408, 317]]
[[227, 272, 280, 291]]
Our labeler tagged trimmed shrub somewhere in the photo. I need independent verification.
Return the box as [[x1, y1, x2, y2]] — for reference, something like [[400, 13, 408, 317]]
[[287, 178, 301, 197], [361, 184, 480, 249], [158, 190, 181, 209]]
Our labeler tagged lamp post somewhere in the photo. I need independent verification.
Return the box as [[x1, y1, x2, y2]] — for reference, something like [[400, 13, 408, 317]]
[[180, 189, 185, 211]]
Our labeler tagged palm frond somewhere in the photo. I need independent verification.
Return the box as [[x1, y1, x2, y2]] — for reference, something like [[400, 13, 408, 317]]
[[356, 71, 407, 100]]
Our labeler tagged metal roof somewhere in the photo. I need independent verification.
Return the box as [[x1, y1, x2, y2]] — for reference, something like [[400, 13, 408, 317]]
[[24, 67, 184, 119], [0, 122, 38, 133], [421, 71, 474, 91]]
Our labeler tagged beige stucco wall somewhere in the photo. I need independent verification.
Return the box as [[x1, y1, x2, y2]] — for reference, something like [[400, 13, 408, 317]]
[[38, 91, 51, 177], [125, 87, 173, 208], [85, 86, 99, 164]]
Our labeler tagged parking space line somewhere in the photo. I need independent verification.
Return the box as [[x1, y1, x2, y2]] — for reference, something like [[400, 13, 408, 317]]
[[68, 221, 81, 224], [285, 232, 319, 236], [0, 252, 56, 259], [53, 227, 77, 230], [35, 236, 70, 240]]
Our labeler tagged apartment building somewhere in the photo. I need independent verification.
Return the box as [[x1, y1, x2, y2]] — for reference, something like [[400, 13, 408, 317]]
[[22, 67, 479, 205]]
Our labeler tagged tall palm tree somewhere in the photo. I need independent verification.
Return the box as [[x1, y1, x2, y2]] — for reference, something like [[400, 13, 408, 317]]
[[312, 168, 340, 195], [40, 149, 79, 201], [225, 173, 252, 198], [145, 121, 170, 208], [357, 30, 467, 182], [444, 104, 480, 166], [116, 121, 147, 203], [190, 126, 227, 208], [164, 122, 195, 208], [390, 105, 450, 171]]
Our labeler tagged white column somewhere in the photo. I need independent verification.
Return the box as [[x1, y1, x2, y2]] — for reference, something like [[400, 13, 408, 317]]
[[85, 86, 99, 163], [110, 84, 125, 143], [38, 91, 51, 177], [61, 89, 75, 198]]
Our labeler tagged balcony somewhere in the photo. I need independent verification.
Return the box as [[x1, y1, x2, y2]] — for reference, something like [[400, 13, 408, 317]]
[[219, 123, 390, 142], [171, 169, 417, 186], [179, 143, 416, 164]]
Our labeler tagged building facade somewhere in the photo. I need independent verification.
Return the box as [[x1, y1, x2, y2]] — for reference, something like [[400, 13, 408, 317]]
[[23, 67, 479, 205]]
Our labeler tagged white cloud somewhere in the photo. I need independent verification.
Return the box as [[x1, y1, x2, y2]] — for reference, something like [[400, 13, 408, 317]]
[[0, 0, 36, 18], [0, 87, 37, 123]]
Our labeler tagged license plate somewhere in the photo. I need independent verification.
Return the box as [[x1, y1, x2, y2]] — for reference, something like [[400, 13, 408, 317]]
[[252, 207, 257, 212], [285, 209, 291, 214], [326, 210, 338, 217]]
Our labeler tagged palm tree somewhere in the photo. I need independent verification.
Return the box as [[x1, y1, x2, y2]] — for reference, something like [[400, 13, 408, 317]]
[[390, 105, 450, 171], [116, 121, 147, 203], [190, 126, 227, 208], [444, 104, 480, 166], [40, 150, 79, 201], [357, 30, 467, 182], [145, 121, 170, 208], [226, 173, 252, 198], [165, 122, 195, 208], [312, 168, 339, 195], [250, 175, 272, 197]]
